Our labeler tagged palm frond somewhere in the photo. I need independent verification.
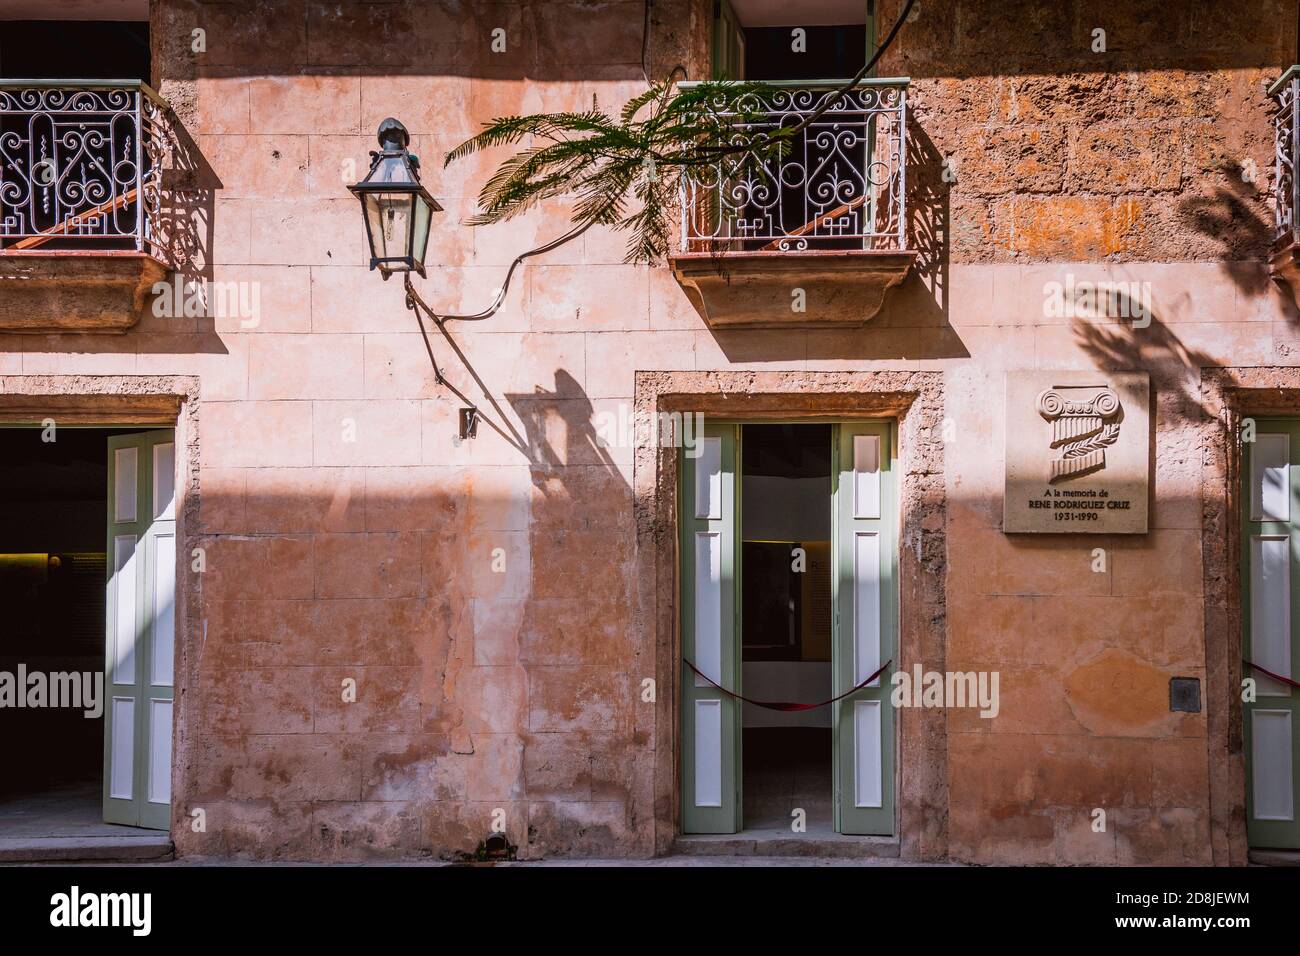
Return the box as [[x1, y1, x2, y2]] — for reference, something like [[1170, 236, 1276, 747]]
[[444, 73, 796, 263]]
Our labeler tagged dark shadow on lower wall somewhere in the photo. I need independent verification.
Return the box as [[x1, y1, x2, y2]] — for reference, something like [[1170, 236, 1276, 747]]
[[184, 364, 644, 858], [422, 329, 643, 855], [500, 372, 643, 857], [181, 452, 1224, 862], [0, 367, 1236, 863]]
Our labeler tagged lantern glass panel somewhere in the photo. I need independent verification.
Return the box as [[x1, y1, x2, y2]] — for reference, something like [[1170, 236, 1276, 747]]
[[364, 191, 415, 271], [411, 193, 433, 273]]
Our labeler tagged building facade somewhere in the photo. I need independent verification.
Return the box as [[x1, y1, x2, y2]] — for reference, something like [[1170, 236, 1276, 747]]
[[0, 0, 1298, 865]]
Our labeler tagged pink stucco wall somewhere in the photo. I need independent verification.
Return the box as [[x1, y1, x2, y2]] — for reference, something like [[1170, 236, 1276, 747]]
[[3, 0, 1296, 862]]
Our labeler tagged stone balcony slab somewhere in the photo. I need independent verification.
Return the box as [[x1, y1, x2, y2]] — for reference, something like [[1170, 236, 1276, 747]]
[[670, 249, 915, 330], [0, 251, 169, 333]]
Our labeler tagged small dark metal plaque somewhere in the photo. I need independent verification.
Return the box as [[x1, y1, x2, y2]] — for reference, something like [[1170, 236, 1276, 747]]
[[459, 407, 479, 440], [1170, 677, 1201, 713]]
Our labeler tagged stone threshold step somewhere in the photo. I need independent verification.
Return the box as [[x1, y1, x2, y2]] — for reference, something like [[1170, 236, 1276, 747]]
[[673, 832, 900, 859], [1249, 849, 1300, 867], [0, 835, 174, 864]]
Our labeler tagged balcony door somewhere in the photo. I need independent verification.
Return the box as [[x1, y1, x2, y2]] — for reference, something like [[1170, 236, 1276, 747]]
[[0, 16, 151, 254], [718, 0, 873, 82], [708, 1, 886, 253]]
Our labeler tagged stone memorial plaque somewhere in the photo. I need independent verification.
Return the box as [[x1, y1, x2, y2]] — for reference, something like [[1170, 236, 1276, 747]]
[[1003, 370, 1149, 534]]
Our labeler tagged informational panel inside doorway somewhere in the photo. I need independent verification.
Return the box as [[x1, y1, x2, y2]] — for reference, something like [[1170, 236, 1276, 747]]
[[1003, 370, 1150, 534]]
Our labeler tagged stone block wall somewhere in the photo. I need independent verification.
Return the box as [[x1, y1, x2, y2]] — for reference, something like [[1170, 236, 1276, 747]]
[[2, 0, 1295, 862]]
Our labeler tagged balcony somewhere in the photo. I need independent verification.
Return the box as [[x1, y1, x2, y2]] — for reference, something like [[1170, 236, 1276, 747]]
[[671, 79, 915, 330], [0, 80, 183, 332], [1271, 67, 1300, 299]]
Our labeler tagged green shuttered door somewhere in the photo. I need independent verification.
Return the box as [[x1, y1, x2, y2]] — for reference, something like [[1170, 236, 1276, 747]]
[[680, 423, 742, 833], [1243, 421, 1300, 848], [833, 422, 896, 835], [104, 430, 176, 830]]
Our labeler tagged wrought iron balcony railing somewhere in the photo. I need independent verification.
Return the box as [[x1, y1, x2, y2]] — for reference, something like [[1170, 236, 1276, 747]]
[[0, 80, 177, 261], [1270, 66, 1300, 249], [678, 78, 908, 254]]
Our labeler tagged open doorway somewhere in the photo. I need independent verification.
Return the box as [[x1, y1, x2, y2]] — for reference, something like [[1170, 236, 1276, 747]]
[[680, 418, 895, 837], [740, 424, 834, 833], [0, 426, 175, 843]]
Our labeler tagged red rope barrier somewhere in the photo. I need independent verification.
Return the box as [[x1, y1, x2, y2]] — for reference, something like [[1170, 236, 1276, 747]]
[[683, 658, 893, 711], [1244, 659, 1300, 690]]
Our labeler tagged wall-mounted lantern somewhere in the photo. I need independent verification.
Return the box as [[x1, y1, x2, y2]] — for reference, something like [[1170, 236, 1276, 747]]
[[348, 118, 442, 279], [350, 117, 497, 445]]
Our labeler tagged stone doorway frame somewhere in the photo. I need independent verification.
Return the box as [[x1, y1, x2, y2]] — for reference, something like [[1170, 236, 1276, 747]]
[[0, 374, 199, 845], [633, 371, 949, 860], [1200, 366, 1300, 866]]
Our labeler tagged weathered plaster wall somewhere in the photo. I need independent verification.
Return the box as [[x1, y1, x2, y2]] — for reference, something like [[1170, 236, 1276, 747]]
[[881, 0, 1283, 263], [868, 0, 1294, 866], [1, 0, 1296, 862]]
